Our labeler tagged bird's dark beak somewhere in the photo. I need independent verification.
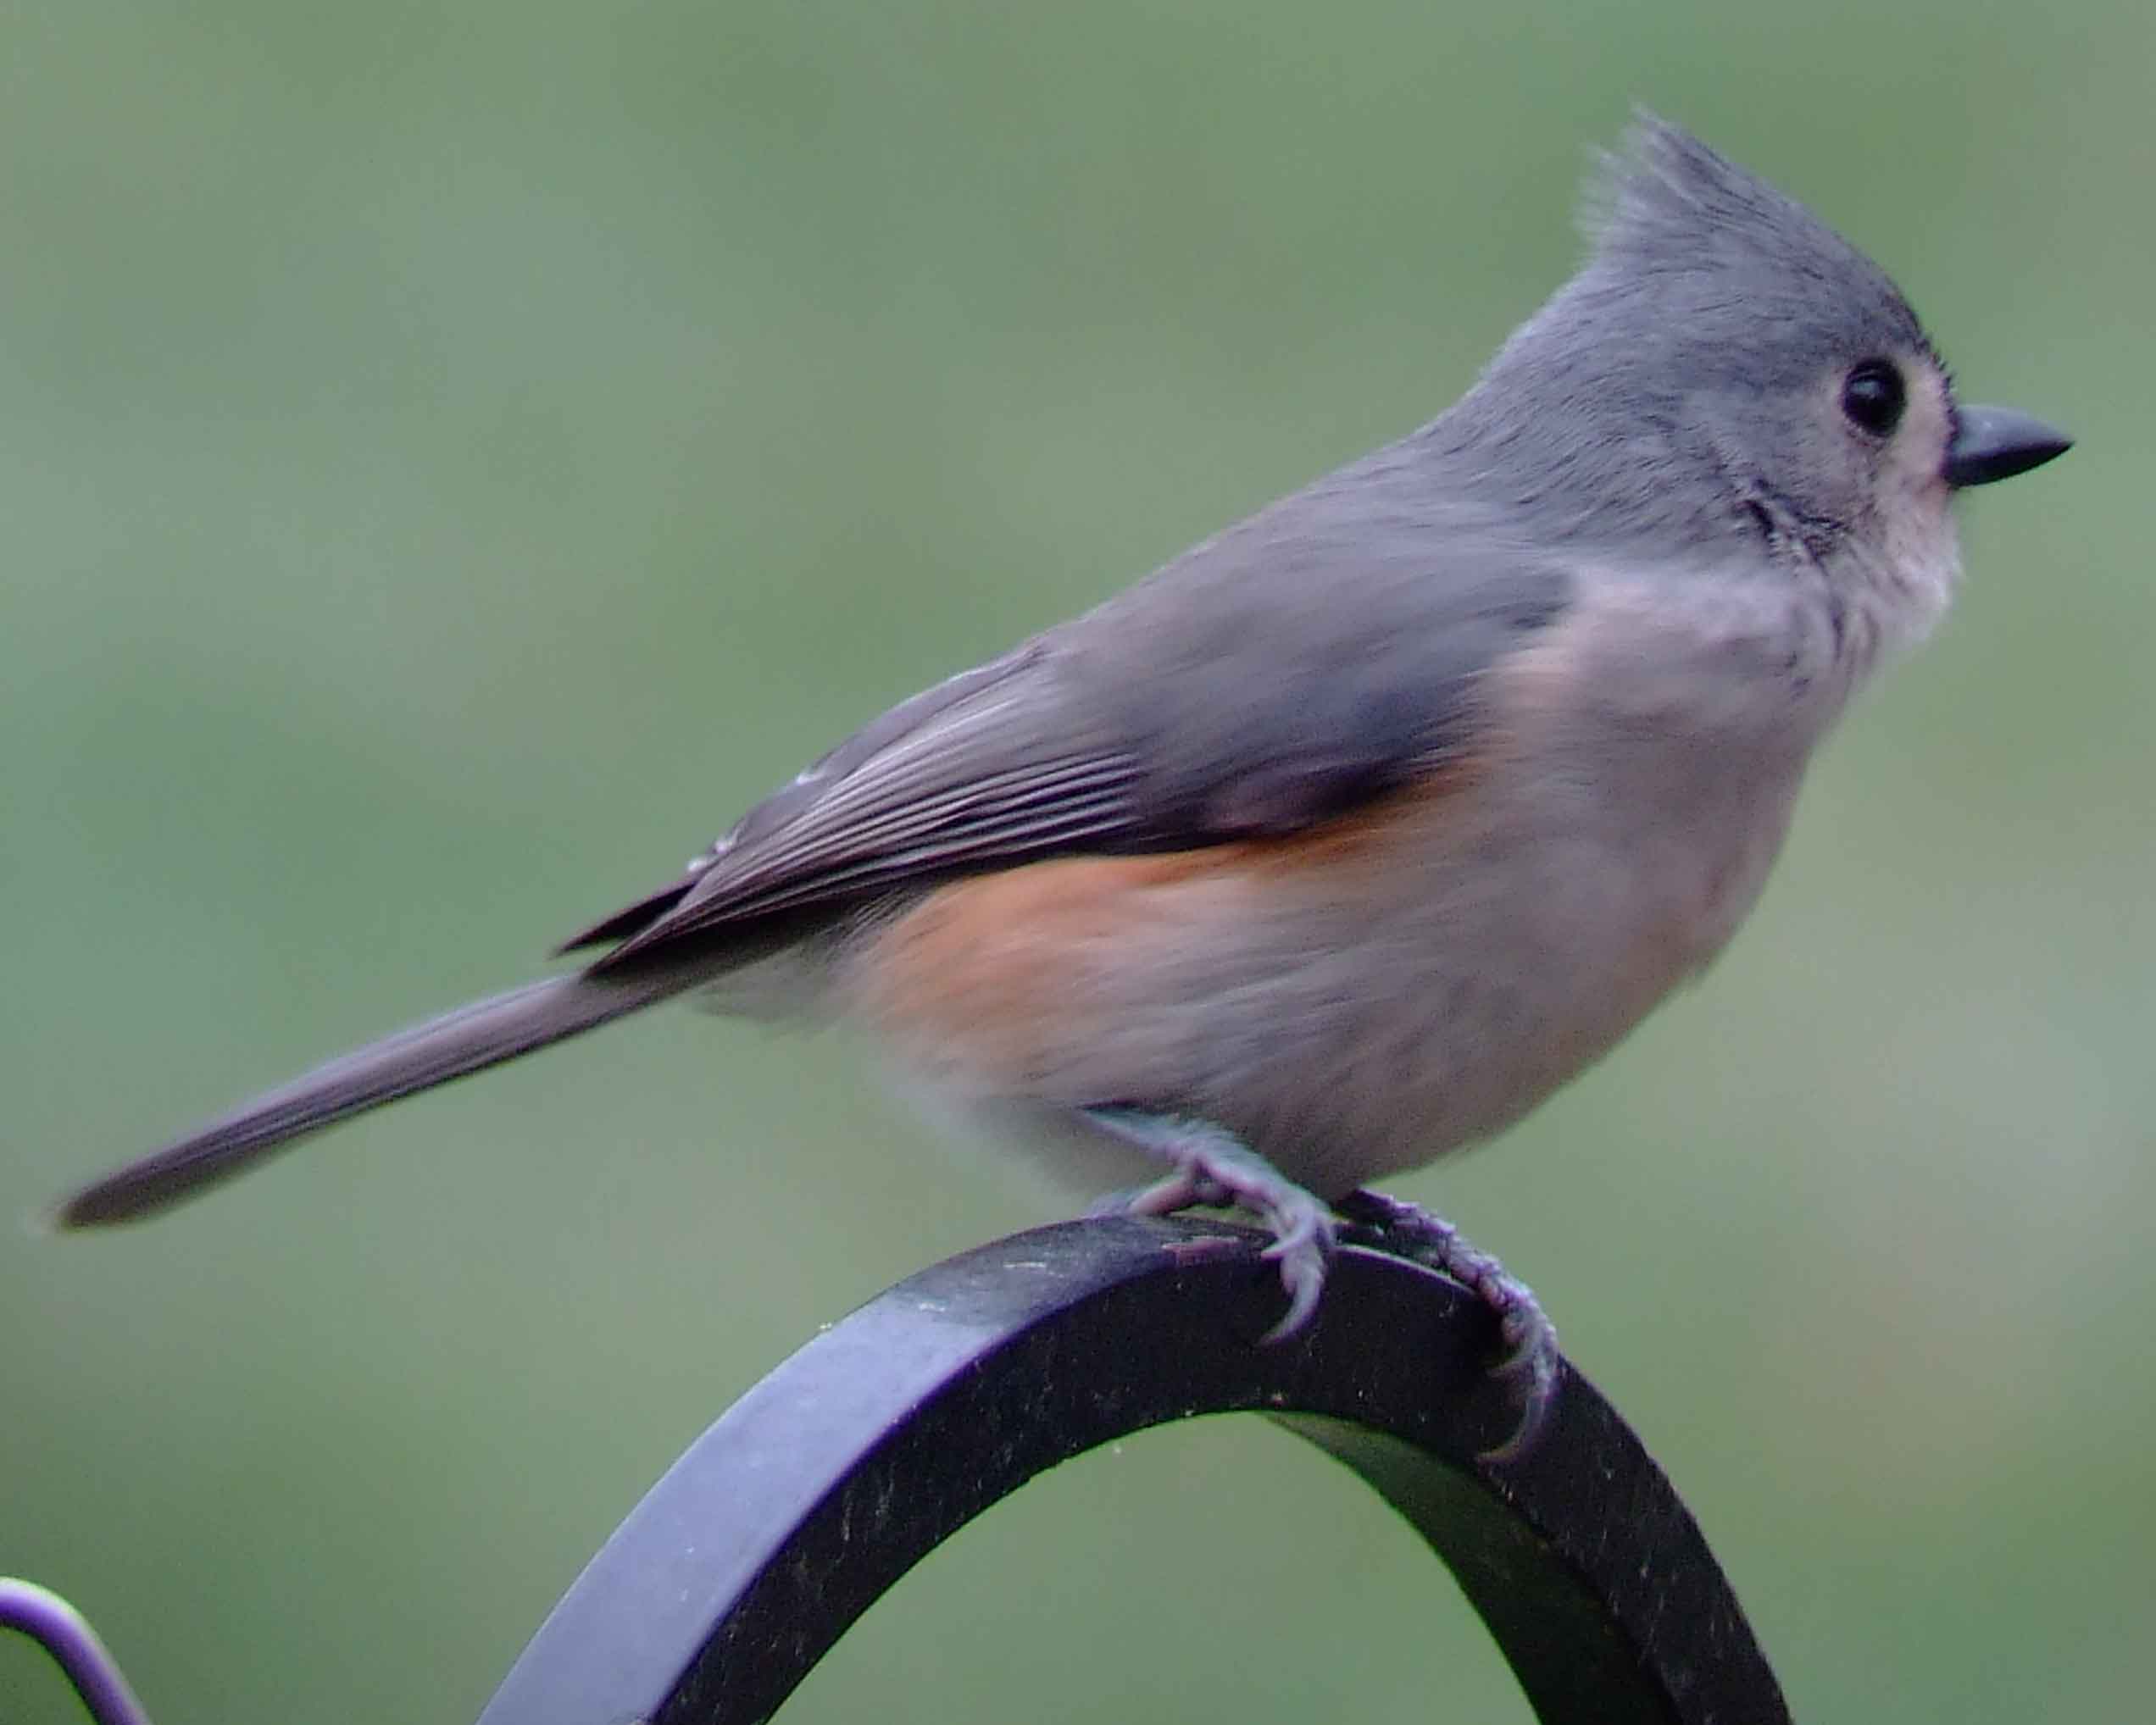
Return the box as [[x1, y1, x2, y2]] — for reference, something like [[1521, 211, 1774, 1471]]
[[1944, 405, 2073, 488]]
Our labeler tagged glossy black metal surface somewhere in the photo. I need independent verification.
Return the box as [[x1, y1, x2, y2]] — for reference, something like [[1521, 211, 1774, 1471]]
[[478, 1216, 1788, 1725]]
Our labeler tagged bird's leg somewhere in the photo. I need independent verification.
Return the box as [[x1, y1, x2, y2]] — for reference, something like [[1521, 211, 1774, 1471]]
[[1081, 1107, 1336, 1341], [1336, 1188, 1561, 1462], [1080, 1112, 1560, 1460]]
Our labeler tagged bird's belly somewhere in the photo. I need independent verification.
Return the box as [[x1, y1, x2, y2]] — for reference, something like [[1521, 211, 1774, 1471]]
[[841, 771, 1797, 1199]]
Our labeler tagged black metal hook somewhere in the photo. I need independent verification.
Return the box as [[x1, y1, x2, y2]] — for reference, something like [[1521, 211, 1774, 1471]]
[[479, 1216, 1789, 1724]]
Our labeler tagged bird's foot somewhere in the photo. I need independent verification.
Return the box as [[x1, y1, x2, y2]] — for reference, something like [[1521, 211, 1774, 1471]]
[[1080, 1116, 1559, 1459], [1336, 1188, 1560, 1462], [1082, 1107, 1336, 1340]]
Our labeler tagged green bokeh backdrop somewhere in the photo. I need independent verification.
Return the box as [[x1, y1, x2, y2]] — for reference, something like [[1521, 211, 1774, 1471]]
[[4, 4, 2150, 1721]]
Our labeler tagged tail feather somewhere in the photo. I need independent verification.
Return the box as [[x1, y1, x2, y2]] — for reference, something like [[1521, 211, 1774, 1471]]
[[53, 968, 697, 1229]]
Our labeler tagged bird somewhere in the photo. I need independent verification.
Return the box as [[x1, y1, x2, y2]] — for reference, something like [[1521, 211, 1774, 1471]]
[[53, 116, 2071, 1456]]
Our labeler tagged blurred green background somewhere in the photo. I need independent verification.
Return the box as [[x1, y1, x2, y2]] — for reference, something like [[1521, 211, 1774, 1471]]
[[3, 3, 2148, 1720]]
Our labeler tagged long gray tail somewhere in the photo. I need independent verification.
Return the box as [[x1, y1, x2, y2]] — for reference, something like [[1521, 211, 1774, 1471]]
[[53, 967, 700, 1229]]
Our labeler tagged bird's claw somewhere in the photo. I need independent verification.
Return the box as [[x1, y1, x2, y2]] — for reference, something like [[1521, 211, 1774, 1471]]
[[1083, 1117, 1559, 1456], [1253, 1192, 1336, 1341], [1083, 1108, 1336, 1341], [1336, 1188, 1562, 1463]]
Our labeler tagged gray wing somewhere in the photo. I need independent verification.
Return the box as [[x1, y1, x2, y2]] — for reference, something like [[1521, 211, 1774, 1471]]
[[580, 449, 1570, 970]]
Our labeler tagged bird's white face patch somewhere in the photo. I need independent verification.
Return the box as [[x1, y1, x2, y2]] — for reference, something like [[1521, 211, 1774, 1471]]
[[1820, 349, 1965, 672]]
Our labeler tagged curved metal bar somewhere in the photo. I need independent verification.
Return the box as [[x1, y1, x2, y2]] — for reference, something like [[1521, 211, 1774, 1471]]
[[0, 1578, 156, 1725], [480, 1217, 1789, 1724]]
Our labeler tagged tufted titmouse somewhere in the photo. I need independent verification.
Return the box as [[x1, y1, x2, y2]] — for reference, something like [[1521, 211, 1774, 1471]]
[[54, 118, 2070, 1453]]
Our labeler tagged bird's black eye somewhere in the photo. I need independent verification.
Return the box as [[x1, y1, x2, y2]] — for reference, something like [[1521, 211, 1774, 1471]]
[[1840, 360, 1906, 436]]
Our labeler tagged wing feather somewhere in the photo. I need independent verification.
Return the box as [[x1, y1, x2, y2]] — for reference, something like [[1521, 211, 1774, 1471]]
[[580, 452, 1574, 970]]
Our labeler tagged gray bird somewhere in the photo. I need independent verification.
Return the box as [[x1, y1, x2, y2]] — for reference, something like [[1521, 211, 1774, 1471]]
[[54, 117, 2071, 1454]]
